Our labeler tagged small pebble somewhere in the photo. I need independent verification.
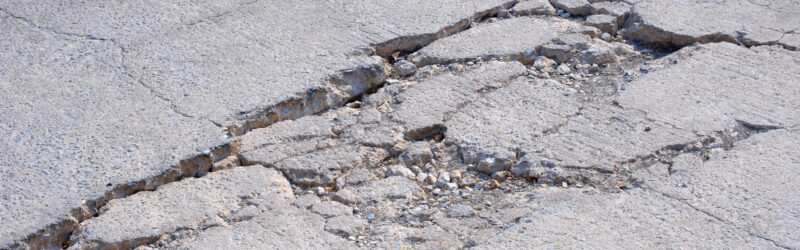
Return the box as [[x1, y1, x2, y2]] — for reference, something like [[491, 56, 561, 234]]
[[450, 170, 462, 181], [438, 172, 451, 183], [497, 9, 511, 18], [393, 60, 417, 77], [557, 64, 572, 75]]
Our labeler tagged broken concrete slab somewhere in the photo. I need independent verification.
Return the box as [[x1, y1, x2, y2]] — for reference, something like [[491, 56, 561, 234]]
[[538, 44, 573, 64], [2, 1, 521, 247], [445, 78, 581, 173], [4, 0, 800, 248], [589, 1, 631, 19], [589, 1, 630, 28], [623, 0, 800, 49], [515, 104, 695, 181], [0, 12, 227, 249], [237, 110, 354, 167], [1, 0, 518, 131], [576, 38, 634, 65], [68, 166, 291, 249], [163, 197, 350, 249], [616, 43, 800, 135], [238, 115, 340, 153], [549, 0, 591, 16], [445, 78, 695, 180], [391, 61, 527, 137], [275, 145, 362, 187], [408, 17, 587, 65], [634, 129, 800, 248], [554, 32, 592, 50], [585, 14, 617, 35], [399, 141, 434, 167], [333, 176, 422, 205], [475, 189, 776, 248], [511, 0, 556, 16]]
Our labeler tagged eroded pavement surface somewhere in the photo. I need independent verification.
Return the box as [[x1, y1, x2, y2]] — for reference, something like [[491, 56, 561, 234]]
[[1, 0, 799, 249]]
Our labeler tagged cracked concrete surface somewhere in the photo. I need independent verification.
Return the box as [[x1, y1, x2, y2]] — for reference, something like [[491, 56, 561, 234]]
[[2, 0, 800, 249], [623, 0, 800, 50]]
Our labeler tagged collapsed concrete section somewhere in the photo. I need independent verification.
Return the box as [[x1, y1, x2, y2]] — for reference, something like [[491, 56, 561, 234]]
[[0, 1, 518, 248], [3, 0, 800, 249]]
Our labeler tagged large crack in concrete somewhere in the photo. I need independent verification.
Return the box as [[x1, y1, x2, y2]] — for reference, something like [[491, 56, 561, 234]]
[[90, 18, 800, 249], [5, 0, 800, 248], [2, 2, 520, 249], [64, 41, 645, 250], [226, 1, 518, 136]]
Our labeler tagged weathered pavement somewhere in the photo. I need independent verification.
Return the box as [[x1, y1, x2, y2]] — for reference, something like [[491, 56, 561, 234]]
[[1, 0, 799, 249]]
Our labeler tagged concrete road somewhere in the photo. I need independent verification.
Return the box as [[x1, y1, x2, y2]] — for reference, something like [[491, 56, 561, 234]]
[[1, 0, 799, 249]]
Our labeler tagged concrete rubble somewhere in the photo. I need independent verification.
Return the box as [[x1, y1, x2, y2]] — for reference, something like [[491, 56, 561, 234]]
[[1, 0, 799, 249]]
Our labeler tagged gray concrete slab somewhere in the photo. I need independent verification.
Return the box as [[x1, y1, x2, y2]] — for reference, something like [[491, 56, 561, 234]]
[[408, 17, 585, 65], [0, 12, 227, 248], [624, 0, 800, 49], [475, 188, 777, 249], [443, 77, 695, 178], [616, 43, 800, 135], [68, 165, 291, 249], [511, 0, 556, 16], [444, 78, 582, 173], [4, 0, 800, 248], [1, 0, 517, 131], [549, 0, 591, 16], [634, 129, 800, 248], [0, 1, 517, 248], [391, 61, 527, 137]]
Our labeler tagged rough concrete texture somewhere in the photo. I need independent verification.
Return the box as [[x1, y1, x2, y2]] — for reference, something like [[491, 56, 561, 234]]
[[616, 43, 800, 134], [408, 17, 586, 65], [511, 0, 556, 16], [476, 188, 777, 249], [624, 0, 800, 49], [390, 61, 527, 136], [3, 0, 800, 249], [0, 10, 228, 248], [549, 0, 591, 16], [0, 1, 516, 247], [68, 166, 291, 249], [445, 78, 583, 173], [634, 129, 800, 248]]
